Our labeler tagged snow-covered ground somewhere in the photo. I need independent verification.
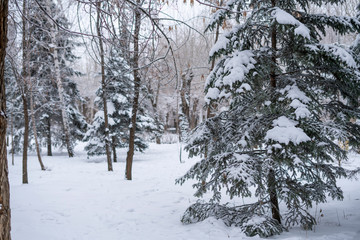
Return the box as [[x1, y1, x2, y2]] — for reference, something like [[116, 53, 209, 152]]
[[9, 143, 360, 239]]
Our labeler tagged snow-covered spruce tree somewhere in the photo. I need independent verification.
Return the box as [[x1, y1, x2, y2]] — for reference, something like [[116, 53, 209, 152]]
[[350, 4, 360, 154], [177, 0, 360, 237], [84, 46, 155, 158], [27, 0, 87, 155], [4, 57, 24, 156]]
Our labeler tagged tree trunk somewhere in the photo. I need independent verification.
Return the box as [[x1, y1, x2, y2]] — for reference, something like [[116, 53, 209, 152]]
[[29, 85, 45, 170], [149, 77, 161, 144], [46, 116, 52, 156], [268, 0, 281, 224], [112, 136, 117, 163], [155, 134, 161, 144], [48, 17, 73, 158], [268, 168, 281, 223], [0, 0, 11, 236], [21, 0, 29, 184], [126, 0, 141, 180], [10, 112, 13, 165], [178, 70, 192, 142], [96, 1, 113, 171], [22, 95, 29, 184], [190, 98, 199, 129]]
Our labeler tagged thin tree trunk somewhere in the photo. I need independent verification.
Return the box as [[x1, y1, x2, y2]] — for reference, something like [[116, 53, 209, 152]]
[[29, 84, 45, 170], [96, 1, 112, 171], [112, 136, 117, 163], [268, 0, 281, 224], [45, 0, 73, 157], [126, 0, 141, 180], [21, 0, 29, 184], [22, 95, 29, 184], [10, 112, 14, 165], [155, 77, 161, 144], [149, 78, 161, 144], [46, 116, 52, 156], [0, 0, 11, 236]]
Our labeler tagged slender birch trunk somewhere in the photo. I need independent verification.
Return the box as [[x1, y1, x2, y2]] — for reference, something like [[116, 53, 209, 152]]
[[52, 34, 73, 157], [96, 1, 113, 171], [45, 1, 73, 158], [0, 0, 11, 236], [126, 0, 141, 180]]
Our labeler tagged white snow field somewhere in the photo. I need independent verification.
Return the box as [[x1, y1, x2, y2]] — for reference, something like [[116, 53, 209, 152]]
[[9, 143, 360, 240]]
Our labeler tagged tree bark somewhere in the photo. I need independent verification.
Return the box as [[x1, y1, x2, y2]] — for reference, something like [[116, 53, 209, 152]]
[[21, 0, 29, 184], [29, 84, 45, 170], [46, 116, 52, 156], [148, 77, 161, 144], [125, 0, 141, 180], [21, 95, 29, 184], [0, 0, 11, 236], [112, 136, 117, 163], [268, 0, 281, 224], [46, 1, 73, 158], [268, 168, 281, 223], [96, 1, 112, 171], [10, 112, 13, 165]]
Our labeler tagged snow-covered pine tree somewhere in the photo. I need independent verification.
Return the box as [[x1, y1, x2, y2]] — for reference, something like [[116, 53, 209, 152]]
[[84, 46, 155, 158], [177, 0, 360, 237], [27, 0, 87, 155], [4, 57, 23, 156], [350, 3, 360, 155]]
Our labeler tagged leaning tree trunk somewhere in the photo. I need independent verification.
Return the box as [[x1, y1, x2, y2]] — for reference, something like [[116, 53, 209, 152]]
[[29, 84, 45, 170], [0, 0, 11, 237], [54, 47, 73, 158], [125, 0, 141, 180], [49, 29, 73, 158], [96, 1, 113, 171], [268, 0, 281, 224]]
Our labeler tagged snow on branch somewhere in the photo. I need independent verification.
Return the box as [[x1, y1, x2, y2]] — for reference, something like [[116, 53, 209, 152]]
[[271, 7, 310, 39]]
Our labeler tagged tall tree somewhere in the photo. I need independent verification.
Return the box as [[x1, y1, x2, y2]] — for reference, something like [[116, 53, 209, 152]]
[[125, 0, 142, 180], [95, 0, 112, 171], [21, 0, 30, 184], [46, 0, 74, 158], [0, 0, 11, 236], [25, 0, 86, 158], [84, 44, 154, 159], [177, 0, 360, 237]]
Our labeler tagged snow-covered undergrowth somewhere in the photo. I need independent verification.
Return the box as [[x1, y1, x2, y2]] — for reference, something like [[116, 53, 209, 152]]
[[9, 143, 360, 239]]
